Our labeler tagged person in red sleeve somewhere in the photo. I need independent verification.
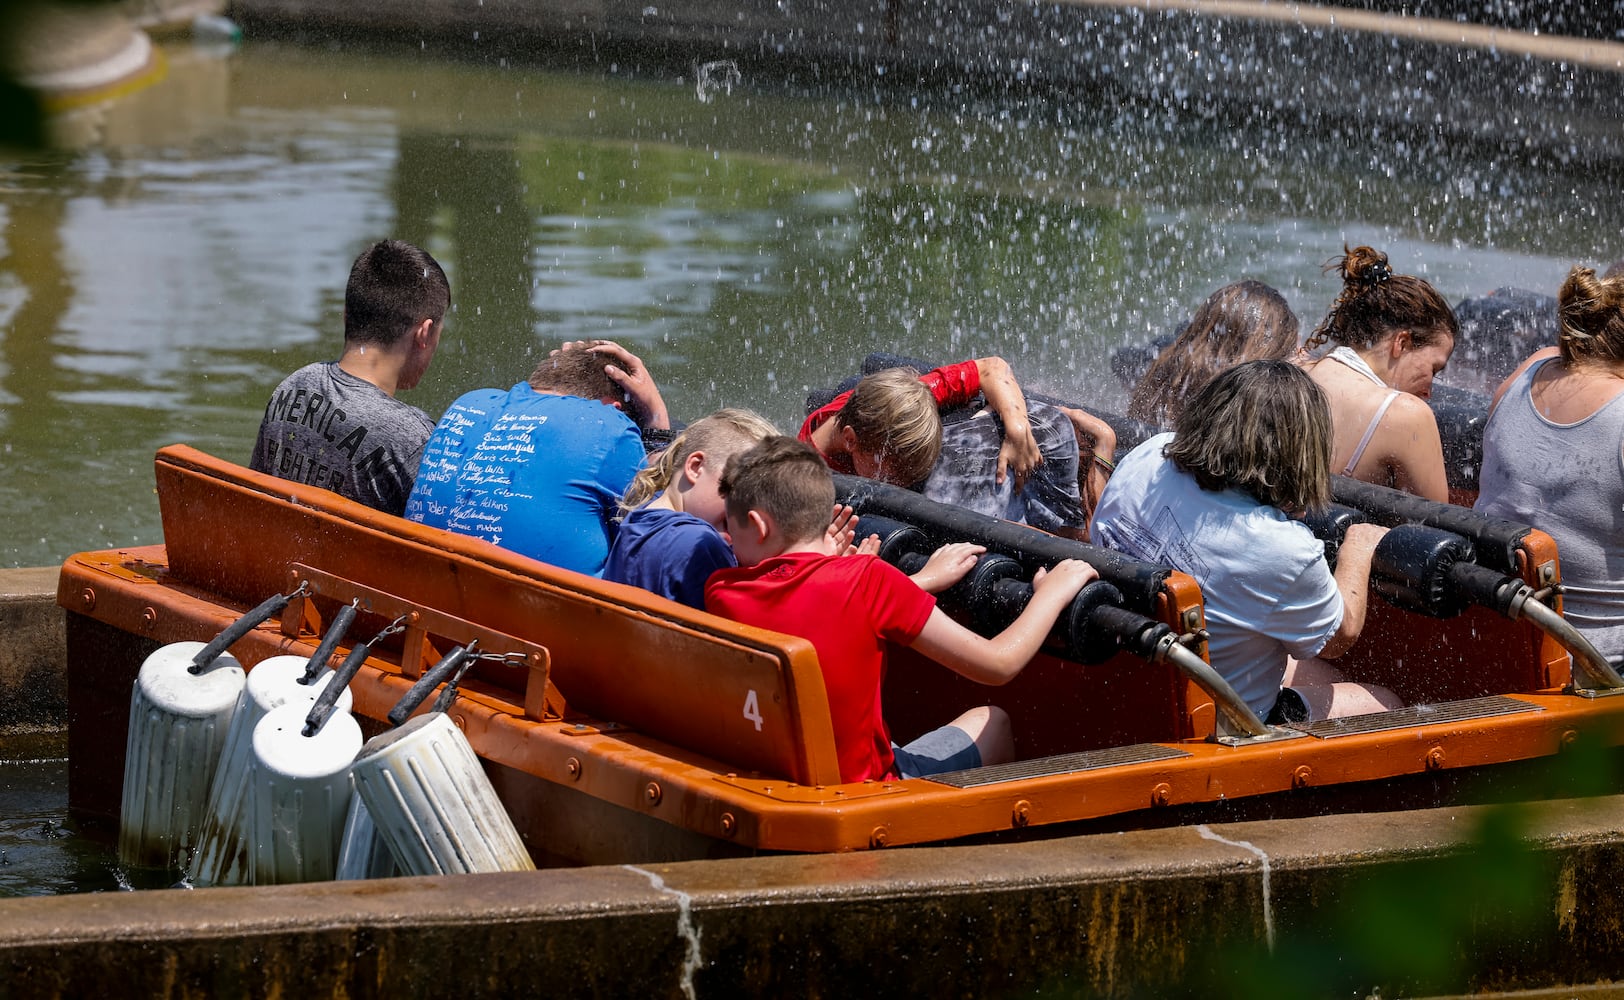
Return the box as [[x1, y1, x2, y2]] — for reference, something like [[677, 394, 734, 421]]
[[799, 356, 1042, 490], [705, 436, 1097, 784]]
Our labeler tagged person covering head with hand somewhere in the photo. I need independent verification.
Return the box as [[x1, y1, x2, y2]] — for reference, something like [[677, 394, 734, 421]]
[[250, 239, 450, 515], [705, 436, 1099, 784], [1305, 245, 1459, 503], [800, 356, 1044, 491], [405, 339, 669, 577], [1093, 360, 1401, 724]]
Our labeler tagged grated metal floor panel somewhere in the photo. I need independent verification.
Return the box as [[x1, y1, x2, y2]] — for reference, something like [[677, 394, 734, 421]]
[[1290, 694, 1543, 739], [926, 743, 1191, 788]]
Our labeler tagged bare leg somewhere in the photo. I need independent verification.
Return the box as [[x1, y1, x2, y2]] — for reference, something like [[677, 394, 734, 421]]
[[1287, 656, 1402, 719], [948, 705, 1014, 766]]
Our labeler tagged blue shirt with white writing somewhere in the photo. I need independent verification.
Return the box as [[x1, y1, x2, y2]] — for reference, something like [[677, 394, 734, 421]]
[[405, 383, 643, 577]]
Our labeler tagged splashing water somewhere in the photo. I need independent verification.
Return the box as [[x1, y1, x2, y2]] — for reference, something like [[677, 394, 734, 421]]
[[695, 60, 741, 104]]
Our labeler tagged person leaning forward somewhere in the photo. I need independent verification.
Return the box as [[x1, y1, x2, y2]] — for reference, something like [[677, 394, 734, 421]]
[[249, 239, 449, 516], [405, 340, 670, 578]]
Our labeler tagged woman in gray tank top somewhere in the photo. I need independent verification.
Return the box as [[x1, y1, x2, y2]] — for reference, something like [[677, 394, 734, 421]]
[[1476, 264, 1624, 661]]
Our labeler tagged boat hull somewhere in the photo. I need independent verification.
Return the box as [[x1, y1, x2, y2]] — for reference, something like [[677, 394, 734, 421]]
[[57, 445, 1615, 866]]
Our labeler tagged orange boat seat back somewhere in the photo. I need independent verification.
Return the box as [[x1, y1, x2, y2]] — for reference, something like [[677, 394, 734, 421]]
[[150, 445, 843, 787], [882, 573, 1213, 757]]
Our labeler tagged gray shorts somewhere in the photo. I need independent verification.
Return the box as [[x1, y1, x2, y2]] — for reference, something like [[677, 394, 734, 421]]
[[891, 723, 983, 778]]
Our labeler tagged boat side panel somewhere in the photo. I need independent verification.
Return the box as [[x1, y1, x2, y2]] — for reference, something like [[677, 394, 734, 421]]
[[148, 446, 845, 785]]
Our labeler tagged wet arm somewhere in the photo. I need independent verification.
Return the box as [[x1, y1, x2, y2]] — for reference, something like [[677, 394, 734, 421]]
[[973, 356, 1041, 489], [1318, 522, 1387, 659], [908, 559, 1096, 683]]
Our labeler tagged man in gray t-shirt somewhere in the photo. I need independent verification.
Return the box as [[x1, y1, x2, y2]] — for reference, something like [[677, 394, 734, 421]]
[[250, 240, 449, 516]]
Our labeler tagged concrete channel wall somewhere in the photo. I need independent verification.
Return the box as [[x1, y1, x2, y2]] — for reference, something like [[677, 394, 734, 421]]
[[229, 0, 1624, 165]]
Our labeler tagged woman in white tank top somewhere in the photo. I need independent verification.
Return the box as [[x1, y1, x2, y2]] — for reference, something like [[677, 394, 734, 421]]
[[1304, 246, 1458, 503]]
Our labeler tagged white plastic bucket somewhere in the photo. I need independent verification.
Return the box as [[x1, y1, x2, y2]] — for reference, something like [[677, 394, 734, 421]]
[[245, 700, 363, 884], [118, 640, 245, 870], [190, 656, 353, 887], [335, 793, 401, 881], [351, 712, 535, 876]]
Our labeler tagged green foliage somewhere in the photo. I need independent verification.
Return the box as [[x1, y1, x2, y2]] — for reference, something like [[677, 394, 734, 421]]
[[1206, 731, 1623, 998]]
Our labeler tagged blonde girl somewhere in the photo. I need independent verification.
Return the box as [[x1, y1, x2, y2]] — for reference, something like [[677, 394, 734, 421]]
[[605, 409, 778, 607]]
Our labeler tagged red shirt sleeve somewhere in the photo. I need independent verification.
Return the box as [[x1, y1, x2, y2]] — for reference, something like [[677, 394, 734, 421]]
[[858, 557, 936, 644], [918, 360, 982, 408], [798, 390, 850, 445]]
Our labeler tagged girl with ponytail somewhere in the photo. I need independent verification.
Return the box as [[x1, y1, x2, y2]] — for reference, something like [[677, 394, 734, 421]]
[[1305, 245, 1459, 503]]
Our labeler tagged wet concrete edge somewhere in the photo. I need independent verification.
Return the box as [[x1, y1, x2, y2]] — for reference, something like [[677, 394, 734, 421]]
[[0, 567, 67, 734], [2, 797, 1624, 995]]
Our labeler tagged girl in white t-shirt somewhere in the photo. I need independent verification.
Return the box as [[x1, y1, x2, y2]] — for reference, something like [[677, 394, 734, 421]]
[[1093, 360, 1401, 723]]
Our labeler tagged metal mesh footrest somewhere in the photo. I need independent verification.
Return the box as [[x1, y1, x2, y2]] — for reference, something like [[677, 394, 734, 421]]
[[1290, 694, 1542, 739], [926, 743, 1191, 788]]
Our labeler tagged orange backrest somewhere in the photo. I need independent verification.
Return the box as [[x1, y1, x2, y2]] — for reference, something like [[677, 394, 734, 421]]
[[153, 445, 843, 786]]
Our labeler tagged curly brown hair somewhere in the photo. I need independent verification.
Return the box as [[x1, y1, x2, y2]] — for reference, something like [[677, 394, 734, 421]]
[[1306, 245, 1457, 352]]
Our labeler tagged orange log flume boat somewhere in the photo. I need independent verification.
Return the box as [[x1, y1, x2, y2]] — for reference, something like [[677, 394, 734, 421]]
[[56, 443, 1624, 869]]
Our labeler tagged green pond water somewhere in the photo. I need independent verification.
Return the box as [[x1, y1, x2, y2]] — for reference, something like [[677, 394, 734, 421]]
[[3, 35, 1622, 571], [3, 26, 1624, 896]]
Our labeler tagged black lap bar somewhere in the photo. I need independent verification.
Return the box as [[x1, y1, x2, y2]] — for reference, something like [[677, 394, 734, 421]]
[[1370, 524, 1478, 619], [834, 474, 1170, 614], [1331, 475, 1530, 575], [1298, 502, 1369, 570], [880, 525, 1132, 664]]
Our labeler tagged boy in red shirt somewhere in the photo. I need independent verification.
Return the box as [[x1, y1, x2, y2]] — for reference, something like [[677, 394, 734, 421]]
[[705, 437, 1099, 784]]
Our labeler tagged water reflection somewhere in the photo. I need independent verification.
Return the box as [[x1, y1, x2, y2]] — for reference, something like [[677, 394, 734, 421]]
[[0, 39, 1621, 568]]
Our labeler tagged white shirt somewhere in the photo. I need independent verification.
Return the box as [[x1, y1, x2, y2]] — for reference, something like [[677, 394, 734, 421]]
[[1092, 433, 1344, 716]]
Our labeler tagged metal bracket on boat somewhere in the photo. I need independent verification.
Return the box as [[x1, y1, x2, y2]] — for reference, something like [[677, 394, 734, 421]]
[[1455, 564, 1624, 699], [1151, 634, 1305, 746], [285, 562, 566, 722]]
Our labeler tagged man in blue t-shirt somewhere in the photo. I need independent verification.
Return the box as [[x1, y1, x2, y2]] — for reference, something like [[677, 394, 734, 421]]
[[406, 340, 669, 577]]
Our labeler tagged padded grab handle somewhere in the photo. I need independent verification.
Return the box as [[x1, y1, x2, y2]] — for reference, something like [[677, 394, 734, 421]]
[[1371, 523, 1476, 619], [189, 591, 295, 674]]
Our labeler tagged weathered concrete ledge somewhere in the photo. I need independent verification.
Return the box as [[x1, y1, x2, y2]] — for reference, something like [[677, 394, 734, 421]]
[[4, 794, 1624, 997], [0, 567, 66, 734]]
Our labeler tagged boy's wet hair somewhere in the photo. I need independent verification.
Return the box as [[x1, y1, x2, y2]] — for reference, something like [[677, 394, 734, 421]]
[[344, 240, 450, 347], [834, 368, 943, 486], [528, 344, 621, 401], [620, 408, 778, 514], [1164, 359, 1333, 513], [718, 436, 835, 544]]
